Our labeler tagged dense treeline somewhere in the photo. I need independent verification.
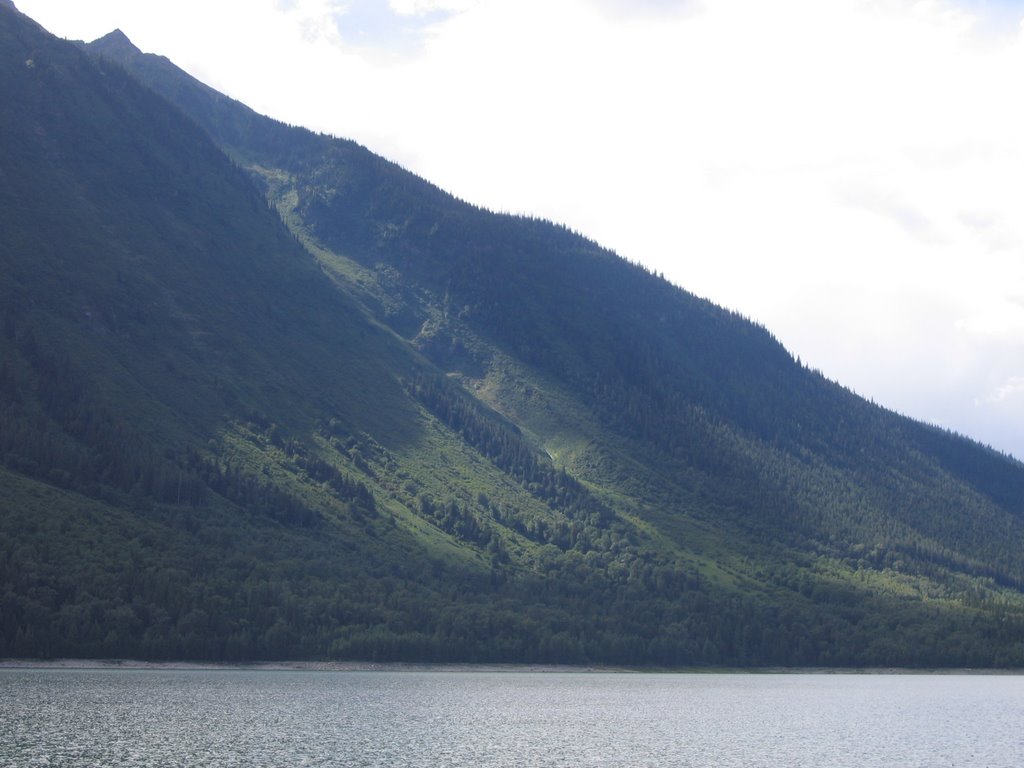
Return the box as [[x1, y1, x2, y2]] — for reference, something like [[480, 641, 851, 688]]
[[4, 472, 1023, 667], [0, 317, 206, 508], [0, 309, 381, 530]]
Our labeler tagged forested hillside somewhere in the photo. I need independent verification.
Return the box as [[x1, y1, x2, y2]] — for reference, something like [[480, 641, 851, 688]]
[[1, 2, 1023, 666]]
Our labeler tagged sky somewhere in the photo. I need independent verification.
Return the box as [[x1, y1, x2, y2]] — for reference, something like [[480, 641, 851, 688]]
[[16, 0, 1024, 460]]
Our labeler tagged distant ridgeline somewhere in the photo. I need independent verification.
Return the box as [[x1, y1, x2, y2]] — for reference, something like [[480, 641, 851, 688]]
[[1, 1, 1023, 666]]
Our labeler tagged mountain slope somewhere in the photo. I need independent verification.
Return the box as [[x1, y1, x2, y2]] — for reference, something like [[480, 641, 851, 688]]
[[1, 2, 1023, 666], [86, 29, 1024, 567], [0, 5, 507, 660]]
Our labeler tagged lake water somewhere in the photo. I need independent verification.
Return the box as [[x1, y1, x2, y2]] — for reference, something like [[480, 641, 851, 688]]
[[1, 668, 1022, 766]]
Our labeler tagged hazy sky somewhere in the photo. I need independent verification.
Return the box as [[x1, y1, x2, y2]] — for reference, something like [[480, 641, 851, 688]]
[[17, 0, 1024, 460]]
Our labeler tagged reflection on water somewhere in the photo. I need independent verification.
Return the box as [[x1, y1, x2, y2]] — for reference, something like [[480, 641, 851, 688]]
[[1, 668, 1022, 767]]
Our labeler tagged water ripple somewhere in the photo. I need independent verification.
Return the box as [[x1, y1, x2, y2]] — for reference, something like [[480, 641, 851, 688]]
[[1, 669, 1022, 767]]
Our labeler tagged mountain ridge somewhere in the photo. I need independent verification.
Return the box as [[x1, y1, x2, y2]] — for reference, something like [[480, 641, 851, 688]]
[[2, 1, 1023, 666]]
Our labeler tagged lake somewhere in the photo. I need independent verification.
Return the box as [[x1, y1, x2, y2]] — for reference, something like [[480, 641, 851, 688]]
[[1, 667, 1022, 766]]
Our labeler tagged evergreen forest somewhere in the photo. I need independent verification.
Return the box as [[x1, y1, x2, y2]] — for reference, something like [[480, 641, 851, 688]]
[[2, 3, 1024, 667]]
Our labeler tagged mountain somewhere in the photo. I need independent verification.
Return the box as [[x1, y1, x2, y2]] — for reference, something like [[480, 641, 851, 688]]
[[2, 2, 1023, 666]]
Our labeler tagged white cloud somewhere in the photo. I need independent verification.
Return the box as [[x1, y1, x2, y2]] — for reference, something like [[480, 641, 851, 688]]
[[989, 376, 1024, 404], [587, 0, 705, 20], [837, 183, 945, 245], [388, 0, 477, 16]]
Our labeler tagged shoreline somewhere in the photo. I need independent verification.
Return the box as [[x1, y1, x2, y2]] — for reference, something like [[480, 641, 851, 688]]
[[1, 658, 1020, 674], [0, 658, 618, 673]]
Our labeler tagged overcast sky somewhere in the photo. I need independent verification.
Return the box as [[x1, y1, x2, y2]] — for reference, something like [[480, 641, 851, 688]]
[[17, 0, 1024, 460]]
